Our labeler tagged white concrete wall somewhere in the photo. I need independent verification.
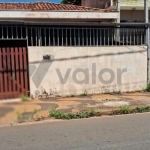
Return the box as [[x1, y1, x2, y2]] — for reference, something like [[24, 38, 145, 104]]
[[28, 46, 147, 97]]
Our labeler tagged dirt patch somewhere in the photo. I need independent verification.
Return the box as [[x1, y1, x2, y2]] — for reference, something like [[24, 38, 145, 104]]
[[58, 96, 91, 101], [38, 103, 58, 111], [103, 101, 129, 107], [39, 97, 56, 101], [58, 108, 74, 113], [3, 103, 21, 105], [33, 110, 49, 121], [91, 94, 122, 101], [1, 92, 150, 124], [121, 92, 150, 101], [0, 103, 41, 124], [21, 112, 34, 122], [49, 100, 81, 110], [0, 107, 14, 118]]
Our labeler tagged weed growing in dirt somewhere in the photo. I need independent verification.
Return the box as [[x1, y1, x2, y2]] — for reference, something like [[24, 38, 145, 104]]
[[49, 107, 101, 120], [49, 107, 65, 119], [140, 83, 150, 92], [111, 105, 150, 115], [55, 95, 61, 97], [28, 116, 32, 121], [34, 113, 41, 121], [70, 94, 75, 97], [113, 90, 121, 94], [103, 90, 111, 94], [21, 95, 30, 102], [50, 108, 65, 119], [16, 111, 22, 120], [79, 93, 85, 96], [33, 109, 41, 121], [117, 105, 132, 114], [133, 106, 150, 113], [16, 111, 24, 123], [34, 109, 40, 114], [17, 105, 150, 123], [80, 90, 87, 97]]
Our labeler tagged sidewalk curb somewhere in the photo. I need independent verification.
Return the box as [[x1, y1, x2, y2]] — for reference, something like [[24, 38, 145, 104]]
[[0, 119, 64, 128], [1, 112, 150, 128]]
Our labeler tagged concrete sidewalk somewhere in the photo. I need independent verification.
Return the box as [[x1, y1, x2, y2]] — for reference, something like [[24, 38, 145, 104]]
[[0, 92, 150, 124]]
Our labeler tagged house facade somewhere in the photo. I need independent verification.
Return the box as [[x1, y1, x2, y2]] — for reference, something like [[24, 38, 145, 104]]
[[0, 2, 147, 100]]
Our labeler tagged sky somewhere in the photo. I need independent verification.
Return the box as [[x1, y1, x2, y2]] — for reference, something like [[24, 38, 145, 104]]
[[0, 0, 61, 3]]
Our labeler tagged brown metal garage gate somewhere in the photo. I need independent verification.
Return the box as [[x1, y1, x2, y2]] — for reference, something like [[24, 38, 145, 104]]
[[0, 40, 29, 99]]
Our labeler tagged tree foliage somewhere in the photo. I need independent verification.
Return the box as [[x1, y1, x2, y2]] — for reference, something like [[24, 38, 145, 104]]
[[61, 0, 81, 5]]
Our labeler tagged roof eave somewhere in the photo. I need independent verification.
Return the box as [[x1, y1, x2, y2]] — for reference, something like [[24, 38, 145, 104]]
[[0, 11, 119, 20]]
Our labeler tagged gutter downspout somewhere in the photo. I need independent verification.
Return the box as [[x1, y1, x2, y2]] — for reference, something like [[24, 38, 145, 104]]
[[115, 0, 120, 43]]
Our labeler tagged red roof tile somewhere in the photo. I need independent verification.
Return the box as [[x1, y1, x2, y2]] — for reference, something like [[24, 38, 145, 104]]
[[0, 2, 115, 12]]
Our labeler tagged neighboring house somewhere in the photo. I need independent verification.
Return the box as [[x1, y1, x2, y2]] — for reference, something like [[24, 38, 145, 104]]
[[82, 0, 150, 22], [81, 0, 111, 9], [0, 2, 119, 99], [112, 0, 150, 22]]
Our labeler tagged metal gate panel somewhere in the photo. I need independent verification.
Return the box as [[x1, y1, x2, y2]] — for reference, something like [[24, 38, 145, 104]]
[[0, 46, 29, 99]]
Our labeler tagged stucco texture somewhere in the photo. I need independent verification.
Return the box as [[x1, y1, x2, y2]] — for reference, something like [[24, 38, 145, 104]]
[[28, 46, 147, 97]]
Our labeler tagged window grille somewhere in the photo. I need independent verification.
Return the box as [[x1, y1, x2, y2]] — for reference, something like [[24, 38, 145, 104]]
[[0, 25, 146, 46]]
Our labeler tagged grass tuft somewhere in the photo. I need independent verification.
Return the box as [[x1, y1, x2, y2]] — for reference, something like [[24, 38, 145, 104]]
[[80, 90, 88, 97], [111, 105, 150, 115], [49, 108, 101, 120], [21, 95, 30, 102], [141, 83, 150, 92]]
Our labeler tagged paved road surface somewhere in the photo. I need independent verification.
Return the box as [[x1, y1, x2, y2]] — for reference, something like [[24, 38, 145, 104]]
[[0, 113, 150, 150]]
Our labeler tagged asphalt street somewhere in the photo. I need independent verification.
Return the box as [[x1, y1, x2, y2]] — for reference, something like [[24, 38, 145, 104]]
[[0, 113, 150, 150]]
